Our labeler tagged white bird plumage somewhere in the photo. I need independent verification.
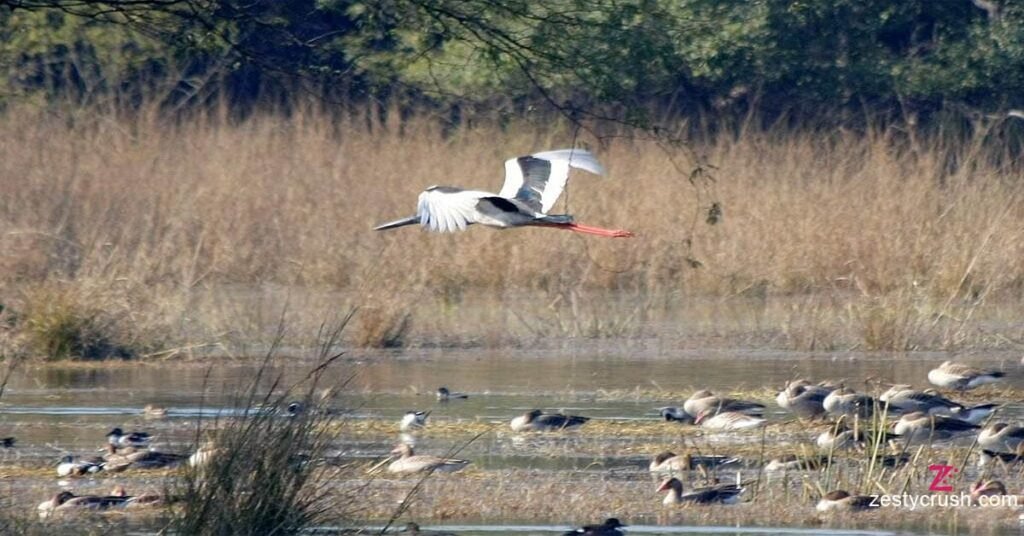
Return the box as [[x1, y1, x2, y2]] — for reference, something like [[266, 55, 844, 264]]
[[497, 149, 605, 213], [375, 149, 633, 238], [416, 188, 492, 233], [399, 410, 430, 432]]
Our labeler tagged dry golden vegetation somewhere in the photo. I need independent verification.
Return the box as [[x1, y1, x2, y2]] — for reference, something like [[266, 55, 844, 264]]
[[1, 103, 1023, 357]]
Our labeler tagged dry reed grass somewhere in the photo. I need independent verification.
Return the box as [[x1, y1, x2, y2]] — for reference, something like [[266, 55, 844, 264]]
[[1, 103, 1023, 355], [168, 319, 351, 534]]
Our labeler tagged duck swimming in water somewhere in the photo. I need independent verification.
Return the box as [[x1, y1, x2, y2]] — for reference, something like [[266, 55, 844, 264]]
[[436, 387, 468, 401], [509, 410, 589, 432], [386, 444, 470, 475], [657, 477, 743, 505], [563, 518, 627, 536]]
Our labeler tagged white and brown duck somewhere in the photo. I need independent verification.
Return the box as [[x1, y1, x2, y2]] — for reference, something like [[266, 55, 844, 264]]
[[879, 384, 998, 424], [970, 479, 1007, 504], [56, 455, 104, 477], [386, 444, 470, 475], [106, 428, 152, 448], [657, 477, 743, 505], [816, 490, 878, 512], [949, 403, 1000, 425], [892, 411, 979, 443], [777, 379, 835, 403], [776, 382, 830, 420], [37, 490, 130, 519], [816, 418, 893, 451], [400, 411, 431, 432], [764, 454, 830, 472], [978, 449, 1024, 468], [683, 390, 764, 418], [822, 387, 875, 419], [510, 410, 589, 432], [694, 409, 766, 431], [879, 385, 962, 415], [103, 444, 189, 471], [107, 485, 168, 508], [978, 423, 1024, 453], [928, 361, 1004, 391], [648, 451, 740, 473]]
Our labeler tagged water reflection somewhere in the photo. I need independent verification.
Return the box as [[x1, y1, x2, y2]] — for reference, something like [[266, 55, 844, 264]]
[[353, 525, 905, 536], [1, 350, 1018, 467]]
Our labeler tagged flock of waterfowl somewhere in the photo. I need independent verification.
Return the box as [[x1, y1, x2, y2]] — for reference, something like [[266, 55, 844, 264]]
[[35, 420, 218, 518], [381, 361, 1020, 529], [21, 359, 1020, 530]]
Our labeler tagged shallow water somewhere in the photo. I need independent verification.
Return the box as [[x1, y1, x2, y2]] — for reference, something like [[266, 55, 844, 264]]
[[2, 350, 1021, 460], [353, 525, 914, 536], [7, 348, 1021, 398], [1, 350, 1020, 533]]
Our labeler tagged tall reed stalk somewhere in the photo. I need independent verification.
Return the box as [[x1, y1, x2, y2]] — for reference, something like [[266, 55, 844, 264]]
[[167, 312, 353, 535]]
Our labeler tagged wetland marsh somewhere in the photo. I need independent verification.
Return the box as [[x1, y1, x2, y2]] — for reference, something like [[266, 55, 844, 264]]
[[2, 101, 1024, 536], [2, 350, 1023, 534]]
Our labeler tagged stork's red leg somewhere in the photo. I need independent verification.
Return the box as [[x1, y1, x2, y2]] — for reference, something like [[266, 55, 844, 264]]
[[545, 222, 635, 238]]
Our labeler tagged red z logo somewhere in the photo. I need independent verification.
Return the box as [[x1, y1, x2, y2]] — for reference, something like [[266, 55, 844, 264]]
[[928, 464, 957, 492]]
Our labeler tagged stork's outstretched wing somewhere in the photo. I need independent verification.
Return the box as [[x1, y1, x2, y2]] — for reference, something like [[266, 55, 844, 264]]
[[498, 149, 605, 214], [415, 187, 488, 233]]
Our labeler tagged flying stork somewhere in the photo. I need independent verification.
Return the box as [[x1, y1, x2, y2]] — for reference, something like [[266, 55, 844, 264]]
[[374, 149, 634, 238]]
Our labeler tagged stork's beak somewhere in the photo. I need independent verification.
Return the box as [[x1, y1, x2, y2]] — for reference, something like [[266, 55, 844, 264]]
[[373, 215, 420, 231]]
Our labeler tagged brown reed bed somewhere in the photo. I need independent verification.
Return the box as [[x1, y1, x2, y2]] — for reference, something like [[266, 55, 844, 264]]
[[1, 103, 1023, 357]]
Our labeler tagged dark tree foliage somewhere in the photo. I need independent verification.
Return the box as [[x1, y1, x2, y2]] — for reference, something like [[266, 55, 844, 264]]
[[1, 0, 1023, 122]]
